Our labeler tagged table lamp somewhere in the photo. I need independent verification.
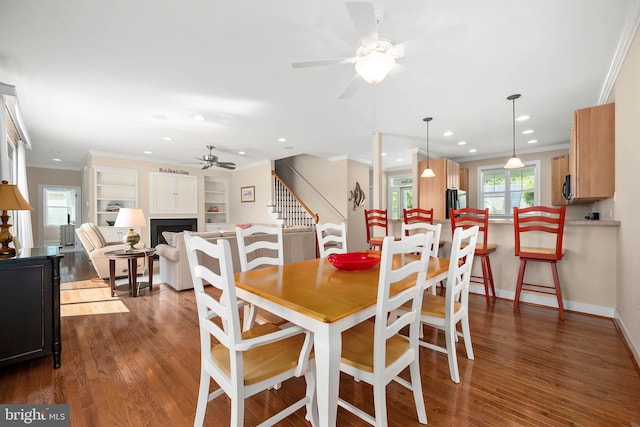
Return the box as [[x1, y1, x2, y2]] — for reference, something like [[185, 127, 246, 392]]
[[0, 180, 33, 258], [114, 208, 146, 252]]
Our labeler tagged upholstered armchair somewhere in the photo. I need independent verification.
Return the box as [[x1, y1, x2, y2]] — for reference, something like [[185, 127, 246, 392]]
[[75, 223, 143, 279]]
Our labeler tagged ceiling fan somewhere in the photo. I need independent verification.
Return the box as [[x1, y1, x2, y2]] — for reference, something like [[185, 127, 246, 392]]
[[191, 146, 236, 170], [291, 2, 466, 99]]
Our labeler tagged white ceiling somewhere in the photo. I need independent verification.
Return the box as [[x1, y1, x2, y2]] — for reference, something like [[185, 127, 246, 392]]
[[1, 0, 639, 171]]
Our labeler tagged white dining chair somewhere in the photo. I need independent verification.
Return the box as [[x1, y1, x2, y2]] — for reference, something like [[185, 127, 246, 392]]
[[315, 222, 347, 258], [236, 224, 285, 331], [184, 234, 317, 427], [338, 232, 433, 426], [401, 221, 442, 257], [398, 225, 479, 384]]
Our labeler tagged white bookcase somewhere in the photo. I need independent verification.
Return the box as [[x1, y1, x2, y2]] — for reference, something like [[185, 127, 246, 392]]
[[204, 177, 228, 229], [94, 166, 138, 241]]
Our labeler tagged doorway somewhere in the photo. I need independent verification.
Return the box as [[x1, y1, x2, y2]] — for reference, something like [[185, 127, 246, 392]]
[[40, 185, 81, 247]]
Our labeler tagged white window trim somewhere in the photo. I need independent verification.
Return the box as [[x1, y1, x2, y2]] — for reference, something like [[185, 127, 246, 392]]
[[476, 160, 541, 217]]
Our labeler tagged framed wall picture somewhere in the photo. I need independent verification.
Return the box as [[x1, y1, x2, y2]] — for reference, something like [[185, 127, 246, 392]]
[[240, 186, 255, 203]]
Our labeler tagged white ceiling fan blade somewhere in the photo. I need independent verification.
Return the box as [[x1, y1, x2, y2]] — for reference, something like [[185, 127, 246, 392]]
[[338, 74, 365, 100], [292, 57, 357, 69], [391, 22, 468, 58], [345, 2, 378, 49]]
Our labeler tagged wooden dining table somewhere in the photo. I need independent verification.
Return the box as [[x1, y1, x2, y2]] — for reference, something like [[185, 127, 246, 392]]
[[234, 253, 450, 427]]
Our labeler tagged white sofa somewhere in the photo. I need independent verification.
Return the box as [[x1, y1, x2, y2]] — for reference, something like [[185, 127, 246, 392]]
[[155, 226, 316, 291], [75, 223, 144, 279]]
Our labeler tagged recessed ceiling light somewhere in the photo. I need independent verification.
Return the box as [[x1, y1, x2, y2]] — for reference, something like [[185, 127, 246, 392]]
[[144, 151, 152, 154], [397, 158, 403, 162], [278, 137, 287, 142], [381, 152, 387, 156], [527, 139, 538, 144], [522, 129, 534, 134], [457, 141, 467, 145], [194, 115, 206, 121], [52, 158, 62, 162], [516, 115, 530, 121], [443, 131, 453, 137], [469, 148, 477, 153], [163, 137, 172, 142], [238, 151, 245, 155]]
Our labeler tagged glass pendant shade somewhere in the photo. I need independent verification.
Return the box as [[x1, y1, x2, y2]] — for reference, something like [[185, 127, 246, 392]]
[[421, 117, 435, 178], [504, 94, 525, 169], [421, 168, 436, 178], [504, 156, 525, 169]]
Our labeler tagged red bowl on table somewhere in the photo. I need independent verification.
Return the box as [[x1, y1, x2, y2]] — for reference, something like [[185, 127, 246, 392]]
[[327, 252, 381, 271]]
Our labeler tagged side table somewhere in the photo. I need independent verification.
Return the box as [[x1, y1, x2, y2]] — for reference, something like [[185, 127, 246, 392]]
[[106, 248, 156, 297]]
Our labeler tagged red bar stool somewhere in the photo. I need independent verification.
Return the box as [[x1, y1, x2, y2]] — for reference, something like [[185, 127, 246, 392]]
[[513, 205, 567, 320], [364, 209, 389, 250], [450, 207, 497, 304], [402, 208, 434, 231]]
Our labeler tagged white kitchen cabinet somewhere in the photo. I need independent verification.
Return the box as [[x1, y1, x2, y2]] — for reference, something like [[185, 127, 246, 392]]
[[149, 172, 198, 214]]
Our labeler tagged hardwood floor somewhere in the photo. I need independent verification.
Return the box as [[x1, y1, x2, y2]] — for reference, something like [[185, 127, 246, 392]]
[[1, 251, 639, 426]]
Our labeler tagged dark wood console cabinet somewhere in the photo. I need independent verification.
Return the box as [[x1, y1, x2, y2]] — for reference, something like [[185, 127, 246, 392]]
[[0, 247, 62, 368]]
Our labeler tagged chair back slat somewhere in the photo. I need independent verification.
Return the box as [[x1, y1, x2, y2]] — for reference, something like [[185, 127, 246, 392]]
[[364, 209, 389, 246], [446, 226, 479, 311], [235, 225, 284, 271], [401, 222, 442, 257], [514, 206, 566, 260], [316, 222, 347, 258], [375, 233, 433, 370], [450, 207, 490, 251], [403, 208, 434, 228], [184, 236, 242, 362]]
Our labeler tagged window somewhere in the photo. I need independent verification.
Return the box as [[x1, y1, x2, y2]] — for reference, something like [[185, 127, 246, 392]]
[[388, 175, 413, 219], [478, 161, 540, 216], [44, 187, 77, 226]]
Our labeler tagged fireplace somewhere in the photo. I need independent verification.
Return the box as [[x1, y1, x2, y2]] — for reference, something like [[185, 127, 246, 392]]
[[150, 218, 197, 247]]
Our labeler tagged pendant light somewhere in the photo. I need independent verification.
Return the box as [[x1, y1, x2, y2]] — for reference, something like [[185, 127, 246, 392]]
[[421, 117, 435, 178], [504, 94, 525, 169]]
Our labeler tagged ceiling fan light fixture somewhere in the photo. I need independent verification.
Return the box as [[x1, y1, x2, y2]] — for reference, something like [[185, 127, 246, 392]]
[[355, 48, 395, 85], [504, 94, 525, 169]]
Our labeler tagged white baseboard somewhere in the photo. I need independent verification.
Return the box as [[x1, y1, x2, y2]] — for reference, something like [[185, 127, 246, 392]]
[[469, 283, 615, 318], [613, 308, 640, 368]]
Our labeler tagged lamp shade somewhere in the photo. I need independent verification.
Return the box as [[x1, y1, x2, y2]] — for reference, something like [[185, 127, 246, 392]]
[[0, 180, 32, 211], [355, 51, 395, 85], [114, 208, 146, 228]]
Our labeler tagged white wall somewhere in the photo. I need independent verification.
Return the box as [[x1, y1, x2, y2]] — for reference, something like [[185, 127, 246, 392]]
[[613, 27, 640, 362], [229, 160, 274, 224]]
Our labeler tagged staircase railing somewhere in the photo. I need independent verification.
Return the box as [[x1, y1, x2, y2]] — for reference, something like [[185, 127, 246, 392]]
[[272, 171, 319, 226], [278, 158, 347, 223]]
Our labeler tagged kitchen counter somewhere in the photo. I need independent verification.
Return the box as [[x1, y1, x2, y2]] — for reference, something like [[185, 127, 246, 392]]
[[390, 217, 619, 317]]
